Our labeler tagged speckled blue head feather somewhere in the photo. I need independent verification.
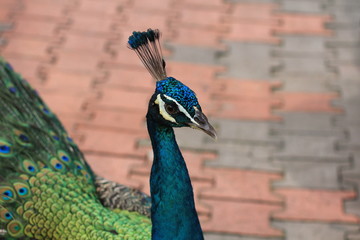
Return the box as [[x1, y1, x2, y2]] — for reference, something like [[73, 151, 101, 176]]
[[156, 77, 200, 116], [128, 29, 167, 81]]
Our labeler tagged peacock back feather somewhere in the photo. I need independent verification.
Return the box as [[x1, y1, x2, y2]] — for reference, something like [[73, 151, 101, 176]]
[[0, 57, 151, 239]]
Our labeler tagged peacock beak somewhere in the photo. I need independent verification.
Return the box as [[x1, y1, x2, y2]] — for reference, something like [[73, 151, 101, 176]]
[[187, 108, 217, 139]]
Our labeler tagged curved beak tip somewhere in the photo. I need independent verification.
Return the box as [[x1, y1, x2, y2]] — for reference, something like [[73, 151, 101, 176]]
[[189, 109, 217, 141]]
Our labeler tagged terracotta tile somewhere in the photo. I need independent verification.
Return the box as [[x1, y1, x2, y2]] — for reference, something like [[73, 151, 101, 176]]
[[105, 48, 144, 68], [171, 27, 226, 49], [10, 18, 58, 38], [276, 92, 342, 113], [121, 10, 172, 34], [71, 14, 115, 34], [274, 188, 359, 223], [213, 79, 281, 99], [176, 0, 230, 10], [202, 168, 282, 203], [228, 3, 277, 22], [167, 61, 224, 83], [44, 68, 94, 91], [39, 91, 95, 116], [202, 199, 283, 237], [78, 127, 147, 157], [212, 98, 281, 120], [77, 1, 122, 16], [0, 9, 11, 21], [87, 109, 146, 133], [275, 13, 332, 36], [54, 51, 102, 72], [174, 8, 227, 31], [225, 21, 279, 44], [62, 33, 107, 53], [130, 0, 174, 13], [97, 88, 149, 112], [2, 37, 50, 60], [19, 1, 66, 19], [86, 154, 145, 189], [0, 56, 42, 80], [0, 0, 20, 7], [105, 68, 154, 91]]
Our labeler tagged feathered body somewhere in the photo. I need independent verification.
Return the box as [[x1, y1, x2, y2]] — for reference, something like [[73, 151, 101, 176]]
[[0, 28, 216, 240], [0, 58, 151, 239]]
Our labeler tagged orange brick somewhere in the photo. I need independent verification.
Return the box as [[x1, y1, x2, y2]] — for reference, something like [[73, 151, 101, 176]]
[[228, 3, 277, 22], [54, 51, 102, 73], [212, 98, 281, 120], [174, 8, 227, 31], [168, 61, 224, 81], [19, 1, 66, 19], [213, 79, 281, 99], [87, 109, 146, 133], [105, 68, 154, 91], [176, 0, 230, 10], [0, 56, 41, 80], [0, 0, 20, 7], [85, 154, 145, 189], [62, 33, 107, 53], [225, 21, 279, 43], [274, 188, 359, 223], [106, 48, 145, 68], [201, 168, 282, 203], [0, 9, 11, 21], [201, 199, 282, 237], [2, 37, 50, 60], [71, 13, 115, 34], [44, 68, 94, 90], [39, 91, 95, 117], [121, 10, 172, 34], [276, 92, 342, 113], [130, 0, 174, 13], [78, 1, 123, 16], [275, 13, 332, 36], [97, 88, 149, 112], [78, 127, 147, 157], [171, 27, 226, 49], [10, 18, 58, 38]]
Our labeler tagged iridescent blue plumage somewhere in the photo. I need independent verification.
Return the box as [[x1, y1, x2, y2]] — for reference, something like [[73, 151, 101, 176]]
[[156, 77, 200, 116], [129, 29, 216, 240]]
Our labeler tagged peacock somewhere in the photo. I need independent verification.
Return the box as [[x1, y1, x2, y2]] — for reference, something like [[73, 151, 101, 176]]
[[0, 29, 216, 239]]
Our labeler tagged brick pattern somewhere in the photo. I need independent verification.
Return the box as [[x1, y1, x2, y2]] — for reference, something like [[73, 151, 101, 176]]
[[1, 0, 359, 240]]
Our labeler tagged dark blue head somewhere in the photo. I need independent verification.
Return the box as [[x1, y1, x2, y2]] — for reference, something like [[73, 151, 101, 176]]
[[147, 77, 216, 138], [129, 29, 216, 138]]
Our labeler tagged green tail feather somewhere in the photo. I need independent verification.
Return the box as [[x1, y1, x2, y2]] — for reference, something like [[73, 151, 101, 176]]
[[0, 57, 151, 239]]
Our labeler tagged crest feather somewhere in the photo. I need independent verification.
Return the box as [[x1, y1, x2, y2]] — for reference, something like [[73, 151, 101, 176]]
[[128, 29, 167, 81]]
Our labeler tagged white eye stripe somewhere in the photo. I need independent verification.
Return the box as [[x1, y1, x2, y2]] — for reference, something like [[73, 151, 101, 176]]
[[155, 94, 177, 123], [162, 95, 198, 125]]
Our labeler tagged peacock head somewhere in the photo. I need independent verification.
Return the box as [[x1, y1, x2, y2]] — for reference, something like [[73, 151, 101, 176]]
[[128, 29, 216, 139]]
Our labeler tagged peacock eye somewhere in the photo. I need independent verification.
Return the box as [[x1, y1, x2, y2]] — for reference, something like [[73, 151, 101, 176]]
[[165, 104, 179, 114]]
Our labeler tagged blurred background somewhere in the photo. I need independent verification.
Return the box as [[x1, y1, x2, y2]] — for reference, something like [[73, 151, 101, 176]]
[[1, 0, 360, 239]]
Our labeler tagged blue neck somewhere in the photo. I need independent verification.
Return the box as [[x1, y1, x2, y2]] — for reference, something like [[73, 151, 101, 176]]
[[147, 118, 204, 240]]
